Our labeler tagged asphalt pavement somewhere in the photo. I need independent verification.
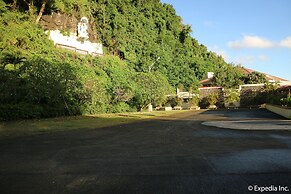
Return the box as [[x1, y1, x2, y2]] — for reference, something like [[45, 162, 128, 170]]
[[0, 109, 291, 194]]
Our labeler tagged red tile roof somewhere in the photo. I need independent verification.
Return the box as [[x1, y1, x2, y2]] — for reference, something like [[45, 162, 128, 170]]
[[240, 67, 288, 82], [200, 78, 212, 84], [199, 67, 289, 86]]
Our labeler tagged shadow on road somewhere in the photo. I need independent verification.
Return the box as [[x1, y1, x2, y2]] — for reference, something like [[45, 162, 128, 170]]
[[0, 109, 290, 194]]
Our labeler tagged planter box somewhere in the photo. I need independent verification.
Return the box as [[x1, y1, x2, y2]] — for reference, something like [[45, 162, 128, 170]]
[[266, 104, 291, 119], [160, 107, 172, 111], [190, 106, 200, 110], [207, 105, 217, 109]]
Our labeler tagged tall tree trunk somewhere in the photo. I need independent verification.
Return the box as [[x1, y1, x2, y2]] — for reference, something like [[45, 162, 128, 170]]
[[35, 0, 47, 24]]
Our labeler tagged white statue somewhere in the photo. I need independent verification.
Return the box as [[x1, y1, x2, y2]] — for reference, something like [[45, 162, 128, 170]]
[[77, 17, 89, 39]]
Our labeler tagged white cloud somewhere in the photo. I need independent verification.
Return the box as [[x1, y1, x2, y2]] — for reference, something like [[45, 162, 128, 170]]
[[258, 55, 269, 61], [280, 36, 291, 48], [228, 36, 274, 49], [233, 55, 269, 65], [235, 56, 255, 64]]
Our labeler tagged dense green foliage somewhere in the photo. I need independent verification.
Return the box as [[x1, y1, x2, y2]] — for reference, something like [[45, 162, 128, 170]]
[[206, 93, 218, 106], [243, 72, 267, 84], [239, 83, 291, 108], [212, 64, 244, 88], [265, 86, 291, 107], [224, 89, 240, 104], [91, 0, 240, 88], [0, 0, 255, 120]]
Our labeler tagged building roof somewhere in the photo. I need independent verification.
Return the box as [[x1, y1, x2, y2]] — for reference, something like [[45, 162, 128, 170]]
[[199, 67, 289, 87], [240, 67, 288, 82], [200, 78, 212, 85]]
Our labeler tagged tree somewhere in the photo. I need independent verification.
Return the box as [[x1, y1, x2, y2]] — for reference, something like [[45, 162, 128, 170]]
[[212, 63, 244, 88], [131, 72, 173, 110], [264, 81, 279, 91], [244, 72, 267, 84], [91, 0, 234, 89]]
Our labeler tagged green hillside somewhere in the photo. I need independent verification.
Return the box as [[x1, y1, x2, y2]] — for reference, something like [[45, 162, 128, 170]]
[[0, 0, 244, 120], [92, 0, 245, 87]]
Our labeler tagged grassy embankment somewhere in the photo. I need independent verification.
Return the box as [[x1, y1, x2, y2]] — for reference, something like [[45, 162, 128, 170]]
[[0, 110, 192, 138]]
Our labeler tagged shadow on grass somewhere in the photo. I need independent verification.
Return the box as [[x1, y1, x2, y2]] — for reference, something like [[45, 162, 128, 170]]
[[0, 110, 197, 139], [2, 109, 283, 139]]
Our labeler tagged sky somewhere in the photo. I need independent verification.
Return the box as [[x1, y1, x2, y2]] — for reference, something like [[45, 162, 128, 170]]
[[160, 0, 291, 81]]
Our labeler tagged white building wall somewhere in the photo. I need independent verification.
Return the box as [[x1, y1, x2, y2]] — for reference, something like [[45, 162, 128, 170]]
[[48, 30, 103, 55]]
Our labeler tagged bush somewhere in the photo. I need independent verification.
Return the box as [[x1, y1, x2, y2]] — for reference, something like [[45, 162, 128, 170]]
[[0, 103, 44, 120], [166, 96, 182, 107], [206, 93, 218, 106], [176, 97, 183, 106], [109, 102, 131, 113], [190, 95, 200, 106], [280, 96, 291, 107], [224, 89, 239, 104]]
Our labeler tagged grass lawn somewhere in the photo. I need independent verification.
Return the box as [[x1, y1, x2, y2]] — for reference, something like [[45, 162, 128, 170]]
[[0, 110, 191, 138]]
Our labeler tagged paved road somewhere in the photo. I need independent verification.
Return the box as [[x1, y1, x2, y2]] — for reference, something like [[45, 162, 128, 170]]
[[0, 109, 291, 194]]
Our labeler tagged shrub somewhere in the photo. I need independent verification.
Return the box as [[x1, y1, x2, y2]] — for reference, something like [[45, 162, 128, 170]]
[[224, 89, 239, 105], [206, 93, 218, 106], [190, 95, 200, 106], [176, 97, 183, 106], [280, 96, 291, 107], [166, 96, 182, 107], [0, 103, 44, 120], [109, 102, 131, 113]]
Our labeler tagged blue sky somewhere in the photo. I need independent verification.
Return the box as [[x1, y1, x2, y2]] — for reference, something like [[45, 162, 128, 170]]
[[160, 0, 291, 81]]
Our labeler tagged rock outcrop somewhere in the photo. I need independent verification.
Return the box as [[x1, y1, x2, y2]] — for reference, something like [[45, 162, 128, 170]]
[[40, 13, 96, 42]]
